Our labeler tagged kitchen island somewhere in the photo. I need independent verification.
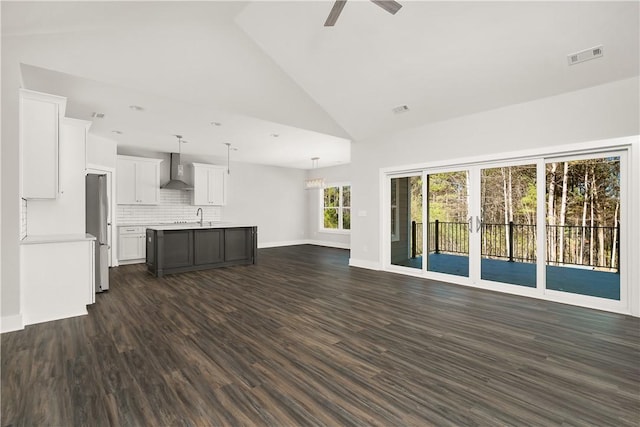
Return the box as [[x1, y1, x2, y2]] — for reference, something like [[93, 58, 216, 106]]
[[146, 223, 257, 277]]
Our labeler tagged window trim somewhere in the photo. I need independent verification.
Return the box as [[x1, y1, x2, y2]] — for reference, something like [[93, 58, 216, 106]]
[[391, 179, 400, 242], [319, 183, 351, 233]]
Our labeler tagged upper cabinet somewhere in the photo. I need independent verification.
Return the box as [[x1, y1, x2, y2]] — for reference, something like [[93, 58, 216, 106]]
[[116, 155, 162, 205], [192, 163, 227, 206], [19, 89, 67, 199]]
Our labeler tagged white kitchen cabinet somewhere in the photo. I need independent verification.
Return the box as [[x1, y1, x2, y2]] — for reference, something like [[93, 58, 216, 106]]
[[118, 226, 146, 263], [19, 89, 66, 199], [26, 118, 91, 236], [116, 155, 162, 204], [192, 163, 226, 206]]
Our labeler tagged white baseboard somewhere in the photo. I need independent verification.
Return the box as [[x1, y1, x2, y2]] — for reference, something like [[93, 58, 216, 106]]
[[306, 240, 350, 250], [23, 309, 88, 327], [118, 259, 144, 265], [348, 258, 381, 270], [258, 240, 309, 249], [259, 240, 351, 250], [1, 314, 24, 333]]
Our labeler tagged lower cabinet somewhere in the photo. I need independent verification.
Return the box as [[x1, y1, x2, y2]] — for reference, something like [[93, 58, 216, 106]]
[[146, 226, 257, 277], [194, 229, 224, 265], [118, 226, 146, 264], [163, 230, 194, 269], [224, 228, 254, 262]]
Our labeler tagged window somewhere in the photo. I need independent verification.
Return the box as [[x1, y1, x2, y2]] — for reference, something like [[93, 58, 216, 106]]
[[321, 184, 351, 231]]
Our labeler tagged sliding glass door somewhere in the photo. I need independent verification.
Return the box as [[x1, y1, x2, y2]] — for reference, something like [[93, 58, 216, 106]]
[[426, 170, 470, 277], [389, 174, 423, 270], [385, 148, 627, 312], [480, 163, 538, 287], [544, 155, 621, 301]]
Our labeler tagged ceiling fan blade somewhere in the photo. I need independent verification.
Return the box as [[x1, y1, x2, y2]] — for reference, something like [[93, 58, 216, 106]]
[[324, 0, 347, 27], [370, 0, 402, 15]]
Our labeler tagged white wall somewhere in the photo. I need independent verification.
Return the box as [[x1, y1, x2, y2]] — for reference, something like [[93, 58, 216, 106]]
[[222, 161, 307, 247], [349, 76, 640, 314], [87, 134, 117, 169], [306, 164, 351, 249]]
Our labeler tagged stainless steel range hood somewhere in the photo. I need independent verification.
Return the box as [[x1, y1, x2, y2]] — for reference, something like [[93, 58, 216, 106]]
[[161, 153, 193, 191]]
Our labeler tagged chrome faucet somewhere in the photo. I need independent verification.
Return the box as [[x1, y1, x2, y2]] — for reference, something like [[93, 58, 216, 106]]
[[196, 208, 203, 226]]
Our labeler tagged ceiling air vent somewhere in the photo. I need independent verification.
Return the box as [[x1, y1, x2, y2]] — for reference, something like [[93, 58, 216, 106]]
[[91, 112, 105, 119], [567, 45, 603, 66], [392, 105, 410, 114]]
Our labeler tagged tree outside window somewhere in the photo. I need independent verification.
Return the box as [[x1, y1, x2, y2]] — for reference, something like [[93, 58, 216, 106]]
[[322, 184, 351, 231]]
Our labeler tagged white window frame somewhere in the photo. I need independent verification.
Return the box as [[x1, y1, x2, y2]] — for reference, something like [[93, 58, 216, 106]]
[[320, 183, 351, 233], [379, 136, 637, 316], [391, 178, 400, 241]]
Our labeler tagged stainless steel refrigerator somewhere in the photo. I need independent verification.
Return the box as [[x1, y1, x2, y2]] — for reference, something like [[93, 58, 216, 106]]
[[86, 173, 109, 291]]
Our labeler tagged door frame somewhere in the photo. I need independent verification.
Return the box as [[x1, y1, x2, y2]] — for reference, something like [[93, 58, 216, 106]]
[[535, 149, 628, 313], [380, 136, 636, 315], [384, 171, 424, 277]]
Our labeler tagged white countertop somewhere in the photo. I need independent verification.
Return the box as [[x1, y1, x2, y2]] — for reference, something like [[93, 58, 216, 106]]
[[147, 222, 256, 231], [21, 233, 97, 245]]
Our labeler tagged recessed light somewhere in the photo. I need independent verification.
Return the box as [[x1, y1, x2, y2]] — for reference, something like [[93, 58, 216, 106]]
[[129, 105, 144, 111], [211, 122, 222, 126], [111, 130, 123, 135], [91, 112, 105, 119], [270, 133, 280, 138]]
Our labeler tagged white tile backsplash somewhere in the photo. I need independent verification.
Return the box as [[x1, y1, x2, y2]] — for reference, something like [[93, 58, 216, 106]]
[[116, 189, 222, 225]]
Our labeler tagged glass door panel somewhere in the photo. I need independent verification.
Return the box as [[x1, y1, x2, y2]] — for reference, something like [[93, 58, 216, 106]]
[[390, 176, 423, 269], [545, 157, 620, 300], [480, 164, 537, 287], [426, 171, 469, 277]]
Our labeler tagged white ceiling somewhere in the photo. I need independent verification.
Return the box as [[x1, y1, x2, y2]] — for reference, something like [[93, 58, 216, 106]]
[[3, 1, 638, 169]]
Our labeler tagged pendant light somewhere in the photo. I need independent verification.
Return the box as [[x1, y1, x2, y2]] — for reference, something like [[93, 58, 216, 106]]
[[224, 142, 238, 174], [305, 157, 326, 189]]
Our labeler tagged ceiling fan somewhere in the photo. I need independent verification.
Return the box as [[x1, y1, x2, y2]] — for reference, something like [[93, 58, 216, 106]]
[[324, 0, 402, 27]]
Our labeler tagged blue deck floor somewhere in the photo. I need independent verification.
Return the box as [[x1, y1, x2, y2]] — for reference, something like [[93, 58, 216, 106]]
[[394, 253, 620, 300]]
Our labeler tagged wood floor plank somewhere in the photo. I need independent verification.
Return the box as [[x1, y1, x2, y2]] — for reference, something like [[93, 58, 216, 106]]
[[2, 245, 639, 426]]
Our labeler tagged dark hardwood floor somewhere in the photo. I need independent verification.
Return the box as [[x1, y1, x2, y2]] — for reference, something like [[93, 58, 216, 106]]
[[2, 245, 639, 426]]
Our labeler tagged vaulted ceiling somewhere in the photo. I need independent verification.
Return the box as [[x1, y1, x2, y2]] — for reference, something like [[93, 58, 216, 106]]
[[2, 1, 638, 169]]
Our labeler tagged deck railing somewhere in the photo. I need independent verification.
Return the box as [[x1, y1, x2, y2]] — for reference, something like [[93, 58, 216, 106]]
[[411, 221, 619, 272]]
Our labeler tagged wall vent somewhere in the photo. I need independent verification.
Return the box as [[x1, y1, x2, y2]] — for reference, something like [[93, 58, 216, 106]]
[[567, 45, 603, 65], [91, 112, 105, 119], [392, 105, 410, 114]]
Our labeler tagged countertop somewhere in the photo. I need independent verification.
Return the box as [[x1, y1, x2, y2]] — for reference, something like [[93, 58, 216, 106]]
[[146, 222, 256, 231], [21, 233, 97, 245]]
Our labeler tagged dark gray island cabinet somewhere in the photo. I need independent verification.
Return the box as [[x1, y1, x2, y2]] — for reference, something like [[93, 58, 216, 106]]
[[146, 225, 257, 277]]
